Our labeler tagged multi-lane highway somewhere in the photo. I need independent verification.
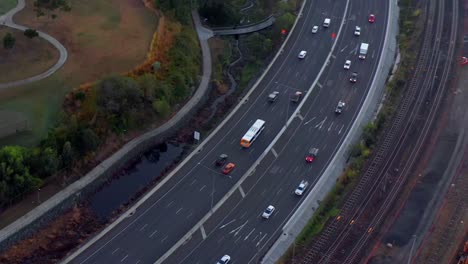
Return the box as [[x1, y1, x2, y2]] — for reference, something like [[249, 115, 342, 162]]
[[163, 0, 389, 263], [65, 0, 389, 263]]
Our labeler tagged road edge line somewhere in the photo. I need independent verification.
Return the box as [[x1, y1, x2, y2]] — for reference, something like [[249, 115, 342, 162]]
[[60, 3, 307, 263], [154, 0, 355, 262]]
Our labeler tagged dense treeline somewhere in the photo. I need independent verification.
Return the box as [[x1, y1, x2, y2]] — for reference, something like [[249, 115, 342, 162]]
[[0, 19, 200, 205]]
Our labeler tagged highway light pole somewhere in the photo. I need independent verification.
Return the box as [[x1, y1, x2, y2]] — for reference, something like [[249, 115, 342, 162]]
[[37, 188, 41, 204], [407, 234, 417, 264]]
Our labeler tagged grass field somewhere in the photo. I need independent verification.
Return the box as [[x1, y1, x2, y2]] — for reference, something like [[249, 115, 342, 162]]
[[0, 0, 16, 15], [0, 27, 59, 83], [0, 0, 158, 146]]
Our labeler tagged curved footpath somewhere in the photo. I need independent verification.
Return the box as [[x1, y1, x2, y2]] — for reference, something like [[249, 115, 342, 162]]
[[0, 9, 212, 251], [0, 0, 68, 91]]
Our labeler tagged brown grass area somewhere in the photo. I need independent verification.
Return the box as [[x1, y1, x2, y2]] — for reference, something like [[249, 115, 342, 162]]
[[13, 0, 159, 84], [0, 0, 159, 146], [0, 26, 59, 83], [0, 207, 102, 264]]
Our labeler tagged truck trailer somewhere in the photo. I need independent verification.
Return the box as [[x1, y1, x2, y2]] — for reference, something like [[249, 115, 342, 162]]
[[359, 43, 369, 59]]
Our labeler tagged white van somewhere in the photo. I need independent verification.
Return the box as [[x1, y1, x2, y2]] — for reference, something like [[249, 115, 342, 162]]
[[323, 18, 331, 27]]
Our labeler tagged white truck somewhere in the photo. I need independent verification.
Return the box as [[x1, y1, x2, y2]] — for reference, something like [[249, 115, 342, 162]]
[[359, 43, 369, 59]]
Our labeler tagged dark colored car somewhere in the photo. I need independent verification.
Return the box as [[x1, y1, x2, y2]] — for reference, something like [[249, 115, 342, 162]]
[[349, 72, 358, 83], [305, 148, 319, 163], [215, 154, 228, 166]]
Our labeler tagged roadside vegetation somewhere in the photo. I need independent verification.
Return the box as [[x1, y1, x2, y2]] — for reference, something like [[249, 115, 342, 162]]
[[236, 0, 299, 89], [279, 0, 424, 262], [0, 1, 199, 208]]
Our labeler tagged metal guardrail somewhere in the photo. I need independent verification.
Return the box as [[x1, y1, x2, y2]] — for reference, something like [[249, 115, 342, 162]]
[[210, 14, 275, 31]]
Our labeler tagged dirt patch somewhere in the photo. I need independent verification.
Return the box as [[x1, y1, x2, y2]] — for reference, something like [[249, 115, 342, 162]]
[[0, 0, 158, 145], [0, 206, 103, 264], [0, 26, 59, 83]]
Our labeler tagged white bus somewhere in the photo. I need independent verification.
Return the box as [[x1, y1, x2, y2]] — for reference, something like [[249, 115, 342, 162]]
[[240, 119, 266, 148]]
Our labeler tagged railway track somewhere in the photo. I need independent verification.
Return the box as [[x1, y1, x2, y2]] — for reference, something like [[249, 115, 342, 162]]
[[294, 0, 459, 262]]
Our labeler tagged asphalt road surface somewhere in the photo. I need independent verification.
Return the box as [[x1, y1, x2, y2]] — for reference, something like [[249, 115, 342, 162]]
[[68, 0, 388, 263], [165, 0, 389, 263]]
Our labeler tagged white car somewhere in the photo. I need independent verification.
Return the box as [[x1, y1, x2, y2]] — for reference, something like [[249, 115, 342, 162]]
[[262, 205, 275, 219], [268, 91, 279, 102], [323, 18, 331, 27], [312, 25, 319, 33], [335, 100, 346, 114], [216, 255, 231, 264], [344, 60, 351, 70], [354, 26, 361, 36], [295, 180, 309, 195], [298, 50, 307, 59]]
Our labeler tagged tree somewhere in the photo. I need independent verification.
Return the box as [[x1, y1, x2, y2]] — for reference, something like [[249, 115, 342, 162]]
[[26, 147, 59, 178], [244, 33, 273, 62], [138, 74, 158, 102], [0, 146, 42, 201], [24, 29, 39, 39], [3, 33, 16, 49], [60, 141, 74, 169], [152, 99, 171, 117], [76, 128, 100, 154], [96, 75, 143, 116]]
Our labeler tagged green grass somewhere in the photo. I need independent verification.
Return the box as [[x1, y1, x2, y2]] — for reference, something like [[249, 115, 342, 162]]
[[239, 62, 259, 88], [0, 74, 69, 147], [0, 0, 17, 15]]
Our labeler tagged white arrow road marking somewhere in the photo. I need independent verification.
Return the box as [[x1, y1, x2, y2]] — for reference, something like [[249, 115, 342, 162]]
[[238, 185, 246, 198], [271, 148, 278, 158], [340, 44, 349, 52], [256, 233, 268, 247], [338, 124, 344, 134], [229, 220, 248, 236], [244, 228, 255, 241], [219, 219, 236, 229], [328, 121, 334, 131], [304, 117, 316, 125], [200, 225, 207, 239], [315, 116, 327, 129], [149, 229, 158, 238]]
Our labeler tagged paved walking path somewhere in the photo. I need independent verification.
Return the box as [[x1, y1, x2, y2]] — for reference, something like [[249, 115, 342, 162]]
[[0, 0, 68, 91], [0, 9, 212, 250]]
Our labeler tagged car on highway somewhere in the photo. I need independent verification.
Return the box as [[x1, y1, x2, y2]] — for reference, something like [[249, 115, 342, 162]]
[[335, 101, 346, 114], [354, 26, 361, 36], [216, 255, 231, 264], [268, 91, 279, 102], [323, 18, 331, 27], [290, 91, 303, 103], [262, 205, 275, 219], [215, 154, 228, 166], [305, 147, 319, 163], [222, 163, 235, 175], [312, 25, 319, 33], [298, 50, 307, 59], [368, 14, 376, 23], [349, 72, 358, 83], [344, 60, 351, 70], [295, 180, 309, 195]]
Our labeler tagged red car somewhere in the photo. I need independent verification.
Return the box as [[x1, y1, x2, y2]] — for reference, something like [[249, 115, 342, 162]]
[[222, 163, 235, 174], [368, 14, 376, 23], [305, 148, 319, 163]]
